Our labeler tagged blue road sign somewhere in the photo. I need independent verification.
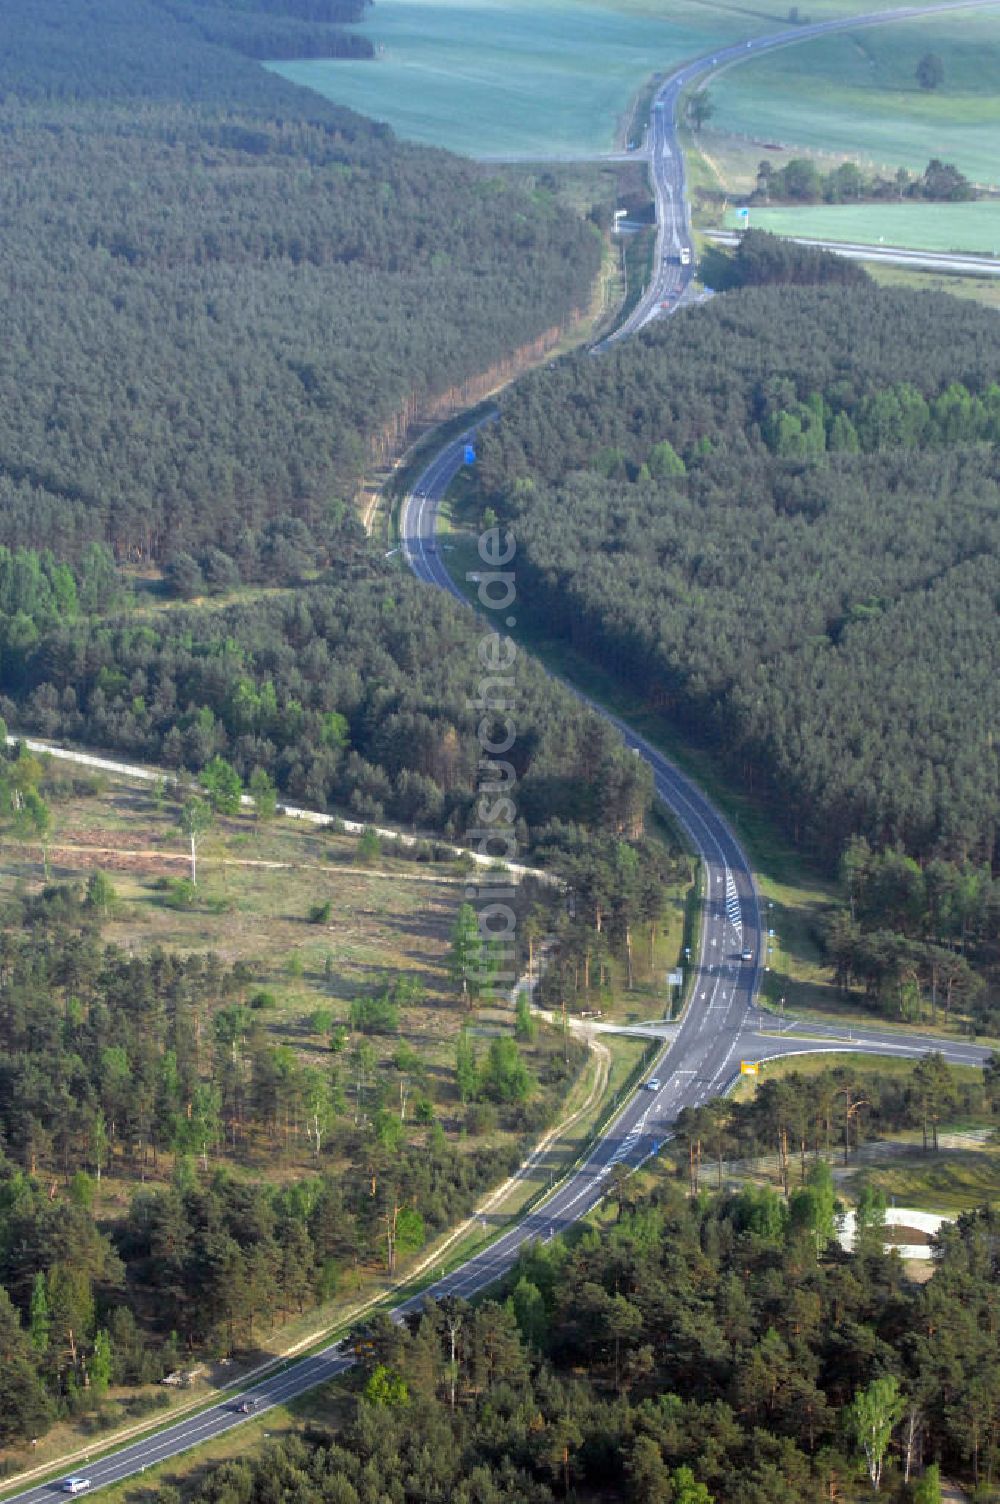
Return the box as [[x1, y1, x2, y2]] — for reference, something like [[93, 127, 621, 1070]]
[[464, 444, 477, 465]]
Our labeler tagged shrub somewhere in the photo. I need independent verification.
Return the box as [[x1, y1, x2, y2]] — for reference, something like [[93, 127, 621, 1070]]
[[357, 827, 381, 864], [465, 1101, 498, 1136], [160, 876, 196, 909], [480, 1037, 534, 1104], [349, 994, 400, 1034]]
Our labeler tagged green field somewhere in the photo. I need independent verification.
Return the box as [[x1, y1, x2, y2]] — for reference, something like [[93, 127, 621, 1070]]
[[867, 260, 1000, 310], [728, 201, 1000, 254], [711, 8, 1000, 188], [270, 0, 726, 158], [268, 0, 934, 160], [269, 0, 999, 162]]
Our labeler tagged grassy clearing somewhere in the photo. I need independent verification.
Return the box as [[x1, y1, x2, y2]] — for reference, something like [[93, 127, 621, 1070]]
[[730, 201, 1000, 254], [15, 766, 463, 1013], [721, 1134, 1000, 1217], [853, 1142, 1000, 1215], [2, 759, 549, 1225], [0, 760, 668, 1486], [710, 9, 1000, 187], [29, 754, 673, 1094], [690, 128, 851, 201], [501, 158, 632, 219], [723, 1054, 998, 1216], [122, 576, 305, 616], [866, 259, 1000, 308], [729, 1051, 986, 1103]]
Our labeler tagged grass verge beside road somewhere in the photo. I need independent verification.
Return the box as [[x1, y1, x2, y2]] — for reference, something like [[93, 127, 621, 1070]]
[[728, 1051, 985, 1102], [730, 201, 1000, 255]]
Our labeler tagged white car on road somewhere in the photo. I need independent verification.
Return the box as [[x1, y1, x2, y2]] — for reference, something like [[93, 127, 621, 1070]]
[[62, 1480, 91, 1495]]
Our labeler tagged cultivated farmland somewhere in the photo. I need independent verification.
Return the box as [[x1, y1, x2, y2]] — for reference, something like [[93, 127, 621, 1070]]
[[710, 8, 1000, 188], [730, 201, 1000, 254]]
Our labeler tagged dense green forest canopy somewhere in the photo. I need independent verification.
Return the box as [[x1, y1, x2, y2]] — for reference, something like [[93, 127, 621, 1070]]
[[476, 269, 1000, 873], [158, 0, 376, 62], [182, 1145, 1000, 1503], [825, 838, 1000, 1034], [0, 3, 600, 570], [0, 0, 372, 106], [0, 541, 652, 846]]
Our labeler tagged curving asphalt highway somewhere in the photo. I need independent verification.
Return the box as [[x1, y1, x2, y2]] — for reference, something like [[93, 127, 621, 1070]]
[[19, 458, 985, 1504], [400, 434, 989, 1099], [605, 0, 1000, 343], [9, 5, 999, 1500]]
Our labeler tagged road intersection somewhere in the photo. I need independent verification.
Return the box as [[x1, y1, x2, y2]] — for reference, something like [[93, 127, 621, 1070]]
[[401, 435, 989, 1106], [6, 5, 998, 1499]]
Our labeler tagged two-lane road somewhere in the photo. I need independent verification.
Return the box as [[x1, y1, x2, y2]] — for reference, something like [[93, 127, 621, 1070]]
[[606, 0, 1000, 342], [8, 5, 999, 1500], [7, 440, 770, 1504], [398, 426, 989, 1104]]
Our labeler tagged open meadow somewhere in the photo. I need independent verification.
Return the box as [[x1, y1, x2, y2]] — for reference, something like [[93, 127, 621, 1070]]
[[710, 7, 1000, 187], [271, 0, 738, 159], [722, 1053, 1000, 1222], [268, 0, 919, 161], [270, 0, 998, 163], [728, 200, 1000, 254], [867, 259, 1000, 308]]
